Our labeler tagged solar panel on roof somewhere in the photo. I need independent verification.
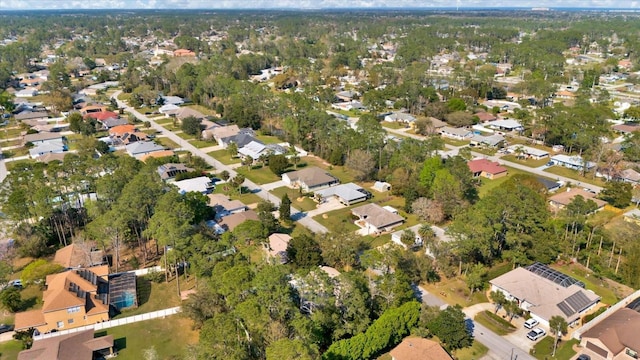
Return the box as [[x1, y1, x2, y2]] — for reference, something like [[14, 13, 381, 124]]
[[557, 301, 574, 317], [565, 291, 592, 312], [525, 262, 585, 288]]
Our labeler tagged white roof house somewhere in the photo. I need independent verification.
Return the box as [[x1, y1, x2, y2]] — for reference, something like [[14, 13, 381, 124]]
[[159, 104, 180, 115], [315, 183, 370, 206], [440, 126, 473, 140], [506, 145, 549, 159], [125, 141, 165, 158], [485, 119, 524, 132], [551, 154, 596, 170], [384, 112, 416, 123], [173, 176, 215, 195], [29, 141, 66, 159]]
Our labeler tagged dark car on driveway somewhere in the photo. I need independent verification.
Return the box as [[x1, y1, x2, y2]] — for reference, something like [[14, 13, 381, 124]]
[[0, 324, 14, 334]]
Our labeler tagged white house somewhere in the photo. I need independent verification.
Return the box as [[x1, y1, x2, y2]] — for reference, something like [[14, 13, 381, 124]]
[[439, 126, 473, 140], [173, 176, 215, 195]]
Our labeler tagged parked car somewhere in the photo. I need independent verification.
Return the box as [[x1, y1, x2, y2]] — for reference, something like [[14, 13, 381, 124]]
[[527, 327, 546, 341], [8, 279, 22, 288], [0, 324, 14, 334], [577, 355, 591, 360], [524, 318, 539, 329]]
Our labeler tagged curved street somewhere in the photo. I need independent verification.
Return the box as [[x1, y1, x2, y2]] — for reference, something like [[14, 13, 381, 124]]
[[111, 91, 328, 234]]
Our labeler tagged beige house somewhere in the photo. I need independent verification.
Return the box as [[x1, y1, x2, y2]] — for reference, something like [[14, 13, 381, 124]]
[[18, 329, 114, 360], [15, 266, 110, 333], [390, 337, 452, 360], [580, 308, 640, 360]]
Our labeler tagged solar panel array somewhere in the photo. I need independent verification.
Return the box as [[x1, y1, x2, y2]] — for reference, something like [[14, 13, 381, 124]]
[[525, 262, 585, 288], [557, 291, 593, 317]]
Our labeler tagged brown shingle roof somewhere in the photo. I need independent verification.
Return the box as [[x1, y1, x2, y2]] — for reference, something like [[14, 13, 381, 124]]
[[53, 243, 104, 269], [283, 167, 339, 188], [581, 308, 640, 355], [548, 188, 607, 208], [389, 337, 452, 360], [18, 329, 113, 360], [351, 203, 404, 229], [218, 210, 259, 232], [14, 309, 46, 331]]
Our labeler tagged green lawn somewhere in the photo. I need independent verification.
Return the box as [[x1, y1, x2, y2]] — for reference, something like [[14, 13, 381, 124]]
[[186, 104, 218, 117], [208, 149, 241, 165], [154, 118, 174, 125], [154, 137, 179, 150], [256, 134, 282, 145], [213, 185, 263, 206], [190, 139, 214, 148], [477, 166, 530, 198], [117, 92, 131, 101], [531, 337, 578, 360], [235, 166, 281, 185], [442, 138, 471, 147], [544, 166, 606, 187], [111, 276, 185, 319], [96, 317, 199, 360], [474, 310, 517, 336], [453, 340, 489, 360], [381, 122, 408, 130], [501, 155, 550, 168], [5, 159, 33, 171], [270, 186, 317, 212], [313, 207, 359, 232], [0, 339, 24, 359], [550, 264, 619, 305], [176, 132, 196, 141], [299, 156, 356, 183], [472, 147, 497, 156], [0, 128, 23, 139]]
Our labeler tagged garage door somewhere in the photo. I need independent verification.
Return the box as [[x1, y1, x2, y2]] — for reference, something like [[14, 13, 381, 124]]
[[586, 341, 609, 359]]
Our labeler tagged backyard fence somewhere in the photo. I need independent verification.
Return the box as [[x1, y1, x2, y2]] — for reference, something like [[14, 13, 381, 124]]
[[33, 306, 181, 341]]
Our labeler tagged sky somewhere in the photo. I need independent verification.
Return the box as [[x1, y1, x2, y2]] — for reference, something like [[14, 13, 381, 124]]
[[0, 0, 637, 10]]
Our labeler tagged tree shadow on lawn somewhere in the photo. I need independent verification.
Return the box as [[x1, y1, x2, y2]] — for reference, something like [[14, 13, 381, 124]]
[[17, 297, 38, 312]]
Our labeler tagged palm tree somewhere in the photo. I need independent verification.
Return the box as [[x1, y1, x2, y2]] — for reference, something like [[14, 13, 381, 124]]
[[418, 224, 436, 254]]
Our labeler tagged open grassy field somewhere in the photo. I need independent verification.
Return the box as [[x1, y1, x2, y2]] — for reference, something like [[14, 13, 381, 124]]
[[477, 166, 531, 198], [442, 138, 470, 147], [313, 207, 359, 232], [189, 139, 213, 148], [544, 166, 606, 187], [213, 185, 263, 206], [236, 165, 281, 185], [96, 317, 199, 360], [299, 156, 356, 183], [453, 340, 489, 360], [112, 275, 189, 319], [154, 137, 179, 149], [420, 276, 489, 307], [208, 149, 241, 165]]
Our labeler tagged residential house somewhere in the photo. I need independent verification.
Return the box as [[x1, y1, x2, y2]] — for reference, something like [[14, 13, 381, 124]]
[[282, 167, 340, 192], [84, 111, 119, 123], [15, 88, 38, 98], [314, 183, 371, 206], [611, 123, 640, 135], [125, 141, 165, 159], [173, 176, 214, 194], [264, 233, 291, 264], [391, 224, 453, 257], [99, 117, 128, 129], [384, 111, 416, 124], [108, 124, 148, 145], [166, 107, 207, 123], [206, 124, 256, 147], [159, 104, 180, 115], [439, 126, 473, 140], [485, 119, 524, 132], [238, 140, 287, 162], [37, 153, 68, 164], [550, 154, 596, 171], [506, 145, 549, 160], [15, 111, 49, 122], [489, 263, 600, 327], [18, 329, 114, 360], [23, 132, 65, 146], [14, 266, 110, 333], [174, 49, 196, 57], [208, 193, 247, 217], [536, 177, 562, 193], [467, 158, 508, 179], [548, 188, 607, 212], [160, 95, 185, 105], [474, 112, 497, 123], [390, 337, 452, 360], [29, 141, 67, 159], [53, 243, 105, 269], [469, 134, 505, 148], [79, 105, 108, 116], [335, 90, 359, 102], [216, 210, 260, 233], [331, 101, 366, 112], [579, 307, 640, 360], [157, 163, 195, 181], [617, 168, 640, 185], [351, 203, 404, 235]]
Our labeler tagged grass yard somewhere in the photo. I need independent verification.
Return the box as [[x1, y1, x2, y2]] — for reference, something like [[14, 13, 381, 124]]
[[544, 166, 606, 187], [96, 317, 199, 360], [381, 122, 408, 130], [299, 156, 356, 183], [236, 165, 282, 185], [501, 155, 550, 168], [477, 166, 530, 198], [186, 104, 218, 117], [112, 276, 187, 319], [213, 185, 263, 206], [256, 134, 282, 144], [313, 207, 359, 232], [176, 132, 196, 140], [154, 118, 174, 125], [474, 310, 517, 336], [189, 139, 214, 148], [154, 137, 179, 149], [420, 276, 489, 307], [452, 340, 489, 360], [5, 159, 33, 171], [549, 263, 619, 305], [270, 186, 317, 212], [0, 127, 24, 139], [442, 138, 471, 147], [208, 149, 241, 165], [531, 337, 578, 360], [0, 339, 24, 359], [471, 147, 497, 157], [117, 92, 131, 101]]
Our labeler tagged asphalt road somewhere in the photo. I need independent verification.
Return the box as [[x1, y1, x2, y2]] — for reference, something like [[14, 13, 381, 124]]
[[112, 92, 328, 234]]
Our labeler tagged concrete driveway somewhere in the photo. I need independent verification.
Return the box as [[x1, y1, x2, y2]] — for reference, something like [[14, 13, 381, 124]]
[[305, 197, 344, 218], [0, 331, 15, 343]]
